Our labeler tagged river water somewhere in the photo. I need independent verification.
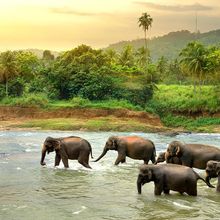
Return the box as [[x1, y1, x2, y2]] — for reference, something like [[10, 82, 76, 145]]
[[0, 131, 220, 220]]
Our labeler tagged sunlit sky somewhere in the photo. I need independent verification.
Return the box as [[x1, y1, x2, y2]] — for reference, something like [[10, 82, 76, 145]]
[[0, 0, 220, 51]]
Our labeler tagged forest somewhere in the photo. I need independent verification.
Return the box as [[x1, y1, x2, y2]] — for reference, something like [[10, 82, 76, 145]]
[[0, 38, 220, 131]]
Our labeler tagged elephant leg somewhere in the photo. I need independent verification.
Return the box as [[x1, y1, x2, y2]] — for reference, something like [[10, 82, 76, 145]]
[[164, 189, 170, 194], [55, 154, 61, 166], [121, 158, 126, 163], [78, 160, 92, 169], [187, 183, 197, 196], [61, 156, 69, 168], [154, 182, 163, 195], [114, 154, 126, 165], [78, 153, 92, 169], [144, 159, 149, 164], [217, 175, 220, 192]]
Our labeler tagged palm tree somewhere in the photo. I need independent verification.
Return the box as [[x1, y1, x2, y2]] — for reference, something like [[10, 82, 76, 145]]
[[0, 51, 19, 97], [138, 13, 153, 50], [138, 12, 153, 73], [135, 46, 150, 69], [118, 45, 134, 67], [179, 42, 208, 93]]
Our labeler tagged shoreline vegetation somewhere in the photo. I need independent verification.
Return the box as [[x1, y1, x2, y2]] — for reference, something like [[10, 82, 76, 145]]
[[0, 85, 219, 133], [0, 39, 219, 134]]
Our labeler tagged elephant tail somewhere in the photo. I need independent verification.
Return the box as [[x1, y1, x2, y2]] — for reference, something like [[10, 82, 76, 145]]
[[149, 140, 156, 164], [195, 171, 215, 188]]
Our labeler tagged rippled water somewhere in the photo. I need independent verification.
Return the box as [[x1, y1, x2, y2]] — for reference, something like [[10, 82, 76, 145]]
[[0, 131, 220, 220]]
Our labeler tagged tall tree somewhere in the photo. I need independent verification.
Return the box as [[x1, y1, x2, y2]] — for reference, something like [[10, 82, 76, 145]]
[[138, 12, 153, 72], [179, 42, 208, 93], [0, 51, 19, 97]]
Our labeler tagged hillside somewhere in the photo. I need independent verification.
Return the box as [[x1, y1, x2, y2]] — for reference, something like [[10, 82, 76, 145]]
[[106, 29, 220, 60]]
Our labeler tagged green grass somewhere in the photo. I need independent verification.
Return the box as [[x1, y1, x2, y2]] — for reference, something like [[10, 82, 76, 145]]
[[149, 85, 220, 114], [48, 98, 142, 111], [0, 95, 142, 111], [0, 93, 49, 108], [15, 117, 160, 132], [162, 114, 220, 132]]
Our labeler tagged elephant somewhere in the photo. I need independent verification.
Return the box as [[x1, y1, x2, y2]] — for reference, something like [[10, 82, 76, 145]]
[[205, 160, 220, 192], [94, 136, 156, 165], [155, 152, 181, 165], [165, 141, 220, 169], [137, 164, 214, 196], [40, 136, 93, 169]]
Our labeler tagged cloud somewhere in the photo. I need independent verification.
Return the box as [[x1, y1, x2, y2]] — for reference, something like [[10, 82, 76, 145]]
[[50, 7, 96, 16], [134, 2, 213, 12]]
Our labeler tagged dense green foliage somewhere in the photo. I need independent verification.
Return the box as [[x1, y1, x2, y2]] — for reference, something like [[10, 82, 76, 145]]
[[149, 85, 220, 114], [0, 37, 219, 124]]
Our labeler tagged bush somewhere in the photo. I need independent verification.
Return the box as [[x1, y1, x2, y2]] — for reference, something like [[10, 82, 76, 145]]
[[8, 77, 25, 97], [79, 72, 115, 100], [148, 85, 220, 115], [0, 93, 49, 108], [0, 84, 5, 100], [70, 97, 91, 107]]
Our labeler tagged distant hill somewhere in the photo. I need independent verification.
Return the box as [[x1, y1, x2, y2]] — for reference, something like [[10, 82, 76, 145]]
[[106, 29, 220, 61]]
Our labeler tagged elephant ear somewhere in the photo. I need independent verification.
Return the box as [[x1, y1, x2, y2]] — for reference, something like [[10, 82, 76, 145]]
[[110, 136, 119, 150], [53, 139, 61, 150], [46, 137, 61, 150], [176, 146, 181, 156], [140, 167, 152, 179]]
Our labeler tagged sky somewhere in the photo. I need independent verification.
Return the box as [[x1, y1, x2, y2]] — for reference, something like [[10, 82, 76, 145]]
[[0, 0, 220, 51]]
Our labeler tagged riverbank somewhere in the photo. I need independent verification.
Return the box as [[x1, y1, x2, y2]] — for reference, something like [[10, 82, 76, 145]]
[[0, 106, 164, 132], [0, 106, 219, 133]]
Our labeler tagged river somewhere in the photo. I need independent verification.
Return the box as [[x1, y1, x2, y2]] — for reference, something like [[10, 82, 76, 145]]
[[0, 131, 220, 220]]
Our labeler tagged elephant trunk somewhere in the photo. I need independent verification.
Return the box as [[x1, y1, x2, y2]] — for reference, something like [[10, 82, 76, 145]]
[[137, 174, 143, 194], [93, 148, 108, 162], [204, 175, 215, 188], [40, 145, 46, 166]]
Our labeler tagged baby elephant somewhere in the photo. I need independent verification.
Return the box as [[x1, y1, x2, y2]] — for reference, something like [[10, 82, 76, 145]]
[[155, 152, 181, 165], [137, 164, 214, 196], [40, 136, 93, 169], [205, 160, 220, 192]]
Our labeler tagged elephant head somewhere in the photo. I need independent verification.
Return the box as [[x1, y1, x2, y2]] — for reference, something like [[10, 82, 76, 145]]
[[40, 137, 61, 166], [94, 136, 118, 162], [155, 152, 165, 164], [166, 141, 183, 158], [206, 160, 220, 179], [137, 165, 153, 194]]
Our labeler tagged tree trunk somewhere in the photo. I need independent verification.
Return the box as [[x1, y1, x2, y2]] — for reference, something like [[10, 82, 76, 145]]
[[144, 29, 148, 75], [5, 79, 8, 97]]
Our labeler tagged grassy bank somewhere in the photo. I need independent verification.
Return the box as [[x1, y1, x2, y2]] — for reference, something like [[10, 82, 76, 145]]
[[148, 85, 220, 132], [0, 85, 220, 132], [148, 85, 220, 114], [11, 117, 163, 132]]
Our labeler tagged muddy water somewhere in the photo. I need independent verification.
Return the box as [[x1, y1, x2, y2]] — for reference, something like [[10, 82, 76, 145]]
[[0, 131, 220, 220]]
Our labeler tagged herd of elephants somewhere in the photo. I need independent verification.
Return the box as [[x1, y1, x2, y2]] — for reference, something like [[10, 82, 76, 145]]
[[40, 135, 220, 196]]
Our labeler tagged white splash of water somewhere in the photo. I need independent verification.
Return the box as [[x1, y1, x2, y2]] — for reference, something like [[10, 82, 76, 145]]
[[173, 202, 193, 209], [17, 205, 27, 209], [72, 206, 87, 215], [25, 148, 39, 153]]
